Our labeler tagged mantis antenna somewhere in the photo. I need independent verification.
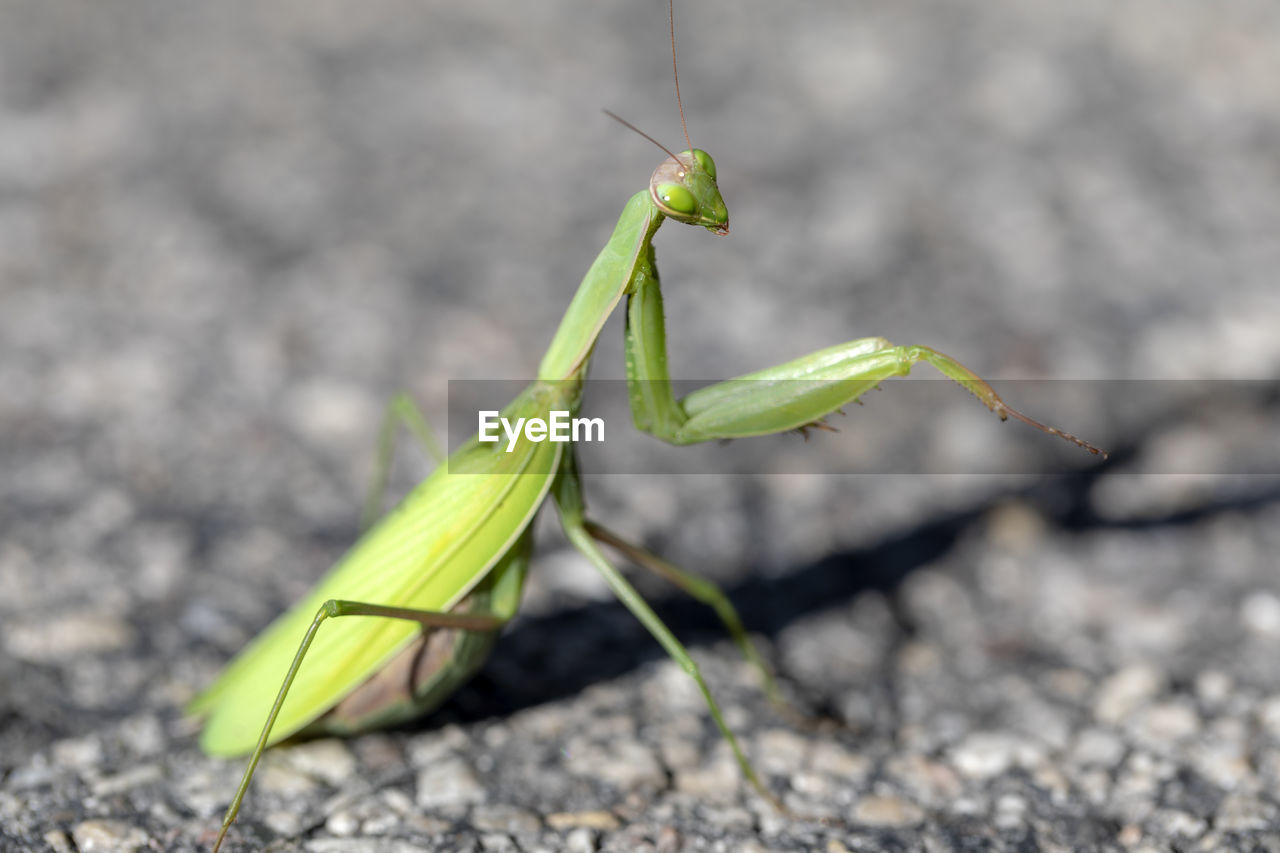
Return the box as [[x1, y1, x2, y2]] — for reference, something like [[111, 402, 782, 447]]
[[601, 109, 686, 165], [602, 0, 699, 167], [669, 0, 694, 155]]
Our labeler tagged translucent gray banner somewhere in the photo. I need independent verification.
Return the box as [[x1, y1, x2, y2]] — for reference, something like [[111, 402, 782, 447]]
[[444, 379, 1277, 475]]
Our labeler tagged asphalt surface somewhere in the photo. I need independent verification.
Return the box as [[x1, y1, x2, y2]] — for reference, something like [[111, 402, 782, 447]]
[[2, 1, 1279, 850]]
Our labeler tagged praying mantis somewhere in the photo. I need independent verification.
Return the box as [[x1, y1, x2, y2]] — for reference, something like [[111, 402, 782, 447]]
[[188, 4, 1104, 849]]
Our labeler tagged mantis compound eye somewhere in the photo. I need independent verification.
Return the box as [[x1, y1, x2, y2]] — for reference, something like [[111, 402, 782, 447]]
[[655, 183, 696, 216], [691, 149, 716, 180]]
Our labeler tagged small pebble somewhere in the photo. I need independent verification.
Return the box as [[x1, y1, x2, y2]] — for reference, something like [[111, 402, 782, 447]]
[[43, 831, 74, 853], [71, 820, 149, 852], [564, 827, 598, 853], [565, 740, 664, 790], [1194, 671, 1233, 707], [810, 744, 871, 782], [406, 725, 471, 766], [90, 763, 163, 797], [1145, 808, 1206, 840], [260, 761, 320, 796], [790, 770, 834, 797], [1129, 701, 1201, 749], [852, 793, 924, 827], [1257, 695, 1280, 738], [1071, 728, 1126, 767], [1240, 592, 1280, 637], [885, 754, 964, 804], [673, 749, 739, 798], [984, 500, 1048, 553], [1094, 665, 1165, 724], [116, 714, 166, 756], [993, 794, 1027, 830], [282, 739, 357, 786], [1116, 824, 1143, 846], [471, 804, 541, 836], [416, 756, 486, 808], [324, 809, 360, 837], [5, 611, 135, 663], [754, 728, 811, 775], [480, 833, 518, 852], [265, 808, 304, 839], [949, 732, 1042, 780], [51, 736, 104, 772]]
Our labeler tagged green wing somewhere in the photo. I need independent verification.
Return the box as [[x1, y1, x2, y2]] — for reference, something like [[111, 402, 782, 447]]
[[190, 385, 563, 756]]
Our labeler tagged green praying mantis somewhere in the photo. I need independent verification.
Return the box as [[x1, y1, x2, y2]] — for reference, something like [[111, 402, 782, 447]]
[[188, 5, 1104, 849]]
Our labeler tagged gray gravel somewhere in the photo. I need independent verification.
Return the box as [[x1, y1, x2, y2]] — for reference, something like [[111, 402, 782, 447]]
[[3, 1, 1279, 851]]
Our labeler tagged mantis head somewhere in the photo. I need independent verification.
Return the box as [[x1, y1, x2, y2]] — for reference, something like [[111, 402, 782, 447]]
[[650, 149, 729, 236]]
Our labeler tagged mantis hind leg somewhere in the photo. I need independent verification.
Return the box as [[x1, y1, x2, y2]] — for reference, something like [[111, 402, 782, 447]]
[[362, 392, 447, 529], [210, 601, 506, 852], [583, 520, 791, 714], [209, 536, 528, 853], [552, 454, 783, 810]]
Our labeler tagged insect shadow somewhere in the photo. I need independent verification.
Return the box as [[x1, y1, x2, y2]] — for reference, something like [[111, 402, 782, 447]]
[[425, 430, 1279, 733], [413, 463, 1116, 728]]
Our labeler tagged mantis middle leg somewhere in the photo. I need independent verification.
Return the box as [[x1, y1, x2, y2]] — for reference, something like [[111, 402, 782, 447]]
[[362, 392, 447, 529], [552, 453, 783, 810], [584, 520, 788, 711]]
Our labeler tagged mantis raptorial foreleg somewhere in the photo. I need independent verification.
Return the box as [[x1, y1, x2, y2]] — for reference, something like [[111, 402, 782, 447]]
[[624, 254, 1101, 451], [362, 392, 447, 529]]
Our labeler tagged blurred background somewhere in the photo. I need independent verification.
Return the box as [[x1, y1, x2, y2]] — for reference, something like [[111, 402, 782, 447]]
[[2, 0, 1278, 849]]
